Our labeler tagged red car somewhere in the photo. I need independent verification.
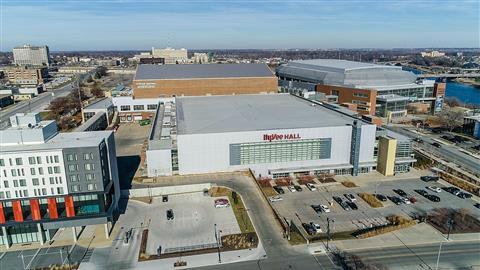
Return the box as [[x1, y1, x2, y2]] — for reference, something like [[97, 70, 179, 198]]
[[214, 198, 230, 208], [409, 197, 417, 204]]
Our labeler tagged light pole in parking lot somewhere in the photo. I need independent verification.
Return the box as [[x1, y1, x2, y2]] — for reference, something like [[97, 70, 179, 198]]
[[326, 217, 334, 251]]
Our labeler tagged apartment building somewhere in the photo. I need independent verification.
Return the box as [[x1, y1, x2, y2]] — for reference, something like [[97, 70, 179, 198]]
[[6, 66, 48, 86], [13, 45, 50, 67], [0, 113, 120, 248]]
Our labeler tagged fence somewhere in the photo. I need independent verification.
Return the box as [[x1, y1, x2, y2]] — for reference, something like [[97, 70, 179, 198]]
[[121, 183, 212, 198]]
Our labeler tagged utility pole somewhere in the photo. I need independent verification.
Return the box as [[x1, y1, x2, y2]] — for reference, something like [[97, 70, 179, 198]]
[[214, 224, 221, 263], [446, 218, 454, 240], [326, 217, 334, 251]]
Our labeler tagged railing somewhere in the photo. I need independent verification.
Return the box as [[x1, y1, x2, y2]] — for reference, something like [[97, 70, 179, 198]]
[[164, 242, 219, 254]]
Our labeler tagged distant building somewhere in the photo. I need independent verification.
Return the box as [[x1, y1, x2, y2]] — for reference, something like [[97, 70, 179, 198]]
[[191, 53, 209, 64], [132, 63, 278, 99], [0, 113, 120, 248], [151, 47, 188, 64], [421, 51, 446, 58], [276, 59, 444, 118], [13, 45, 50, 67], [5, 66, 48, 86], [463, 115, 480, 139]]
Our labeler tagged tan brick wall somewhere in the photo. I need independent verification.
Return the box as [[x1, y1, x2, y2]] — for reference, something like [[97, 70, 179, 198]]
[[316, 84, 377, 115], [132, 77, 278, 98]]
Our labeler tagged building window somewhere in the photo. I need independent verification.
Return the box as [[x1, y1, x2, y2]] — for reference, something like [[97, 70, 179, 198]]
[[70, 175, 79, 182], [13, 180, 18, 187], [133, 105, 145, 111], [147, 104, 157, 110], [331, 90, 340, 96], [54, 166, 61, 173], [0, 159, 4, 166], [3, 181, 9, 188], [84, 164, 95, 171], [32, 178, 39, 186], [39, 167, 44, 175], [19, 179, 27, 186], [85, 173, 95, 181], [230, 138, 332, 166], [353, 92, 369, 98], [68, 164, 78, 172], [41, 188, 47, 195], [66, 154, 77, 161], [72, 185, 79, 192], [48, 167, 53, 174], [36, 157, 42, 164], [15, 158, 23, 165], [11, 169, 17, 177], [87, 183, 96, 191], [54, 156, 59, 163], [28, 157, 36, 164], [30, 168, 36, 175], [49, 177, 55, 184], [120, 105, 131, 111], [84, 153, 94, 160], [57, 187, 64, 194]]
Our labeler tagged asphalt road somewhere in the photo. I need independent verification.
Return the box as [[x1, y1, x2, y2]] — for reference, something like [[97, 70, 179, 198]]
[[0, 82, 74, 128], [387, 126, 480, 176]]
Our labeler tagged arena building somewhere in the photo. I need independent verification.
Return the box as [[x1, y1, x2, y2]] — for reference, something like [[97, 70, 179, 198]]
[[132, 63, 278, 99], [146, 94, 383, 178], [276, 59, 445, 118]]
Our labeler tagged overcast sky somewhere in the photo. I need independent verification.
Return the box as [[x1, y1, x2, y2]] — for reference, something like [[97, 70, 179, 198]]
[[2, 0, 479, 51]]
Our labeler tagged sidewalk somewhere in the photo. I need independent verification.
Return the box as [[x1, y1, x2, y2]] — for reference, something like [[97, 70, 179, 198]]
[[315, 223, 480, 252], [335, 169, 424, 186]]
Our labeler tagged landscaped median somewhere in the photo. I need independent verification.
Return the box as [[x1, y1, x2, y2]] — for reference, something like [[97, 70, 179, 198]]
[[358, 193, 383, 208]]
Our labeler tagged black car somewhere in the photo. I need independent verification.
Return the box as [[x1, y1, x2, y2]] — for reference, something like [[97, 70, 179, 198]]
[[421, 176, 439, 182], [166, 209, 174, 220], [393, 189, 408, 197], [425, 194, 441, 202], [442, 186, 460, 195], [333, 196, 343, 204], [431, 142, 442, 148], [414, 189, 428, 196], [474, 203, 480, 209], [340, 201, 352, 211], [294, 185, 303, 192], [302, 223, 316, 235], [162, 195, 168, 202], [375, 194, 387, 202], [311, 205, 322, 214], [346, 201, 358, 210], [273, 186, 285, 194], [457, 192, 473, 199], [388, 196, 402, 205], [413, 138, 423, 143]]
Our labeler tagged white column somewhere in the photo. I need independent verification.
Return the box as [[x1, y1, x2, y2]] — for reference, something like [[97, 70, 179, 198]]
[[72, 227, 77, 242], [2, 226, 10, 249], [37, 223, 45, 245], [104, 223, 110, 239]]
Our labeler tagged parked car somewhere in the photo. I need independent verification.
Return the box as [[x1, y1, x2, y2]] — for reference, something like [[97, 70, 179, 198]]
[[294, 185, 303, 192], [166, 209, 174, 220], [425, 194, 441, 202], [320, 204, 331, 213], [344, 193, 356, 202], [457, 192, 473, 199], [413, 138, 423, 143], [311, 205, 322, 214], [162, 195, 168, 202], [421, 176, 439, 182], [393, 189, 408, 197], [287, 186, 297, 192], [427, 186, 442, 193], [306, 183, 317, 191], [474, 203, 480, 209], [346, 201, 358, 210], [214, 198, 230, 208], [340, 202, 352, 211], [388, 196, 402, 205], [302, 223, 316, 235], [273, 186, 285, 194], [442, 186, 460, 195], [269, 196, 283, 202], [401, 197, 411, 205], [414, 189, 428, 196], [310, 222, 322, 233], [375, 194, 387, 202], [333, 196, 343, 204]]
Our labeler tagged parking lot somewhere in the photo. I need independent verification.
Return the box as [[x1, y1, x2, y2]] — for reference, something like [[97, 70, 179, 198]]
[[270, 177, 480, 235], [143, 192, 241, 255]]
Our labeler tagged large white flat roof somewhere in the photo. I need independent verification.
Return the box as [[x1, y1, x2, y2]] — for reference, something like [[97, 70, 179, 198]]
[[176, 94, 365, 135]]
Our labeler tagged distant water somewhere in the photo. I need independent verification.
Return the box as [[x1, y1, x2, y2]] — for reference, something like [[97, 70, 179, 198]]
[[445, 81, 480, 105]]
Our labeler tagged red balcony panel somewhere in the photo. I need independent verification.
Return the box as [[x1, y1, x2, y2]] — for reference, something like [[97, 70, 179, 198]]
[[12, 200, 23, 222], [0, 203, 5, 224], [65, 196, 75, 218], [30, 199, 41, 221], [47, 198, 58, 219]]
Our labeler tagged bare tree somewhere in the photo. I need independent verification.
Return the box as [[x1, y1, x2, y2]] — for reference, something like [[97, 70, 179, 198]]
[[437, 108, 464, 132]]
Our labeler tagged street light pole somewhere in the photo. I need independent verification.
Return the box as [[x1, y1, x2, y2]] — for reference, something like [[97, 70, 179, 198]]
[[214, 223, 221, 263], [446, 218, 453, 240]]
